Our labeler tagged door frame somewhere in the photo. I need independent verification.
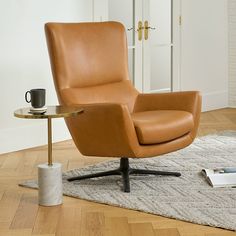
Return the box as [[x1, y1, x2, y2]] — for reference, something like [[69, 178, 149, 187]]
[[172, 0, 181, 92]]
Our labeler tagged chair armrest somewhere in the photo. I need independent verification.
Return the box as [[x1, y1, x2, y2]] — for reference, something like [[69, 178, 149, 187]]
[[134, 91, 201, 113], [65, 103, 139, 157], [133, 91, 202, 140]]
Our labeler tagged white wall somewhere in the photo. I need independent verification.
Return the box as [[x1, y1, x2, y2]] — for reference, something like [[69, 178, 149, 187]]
[[0, 0, 93, 154], [181, 0, 228, 111], [228, 0, 236, 106]]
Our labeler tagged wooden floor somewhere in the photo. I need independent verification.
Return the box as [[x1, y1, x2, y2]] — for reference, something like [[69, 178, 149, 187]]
[[1, 108, 236, 236]]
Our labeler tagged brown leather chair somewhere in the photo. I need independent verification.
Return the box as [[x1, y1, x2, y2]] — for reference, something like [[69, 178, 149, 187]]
[[45, 22, 201, 192]]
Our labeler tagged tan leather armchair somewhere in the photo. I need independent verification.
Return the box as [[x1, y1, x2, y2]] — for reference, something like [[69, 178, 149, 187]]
[[45, 22, 201, 192]]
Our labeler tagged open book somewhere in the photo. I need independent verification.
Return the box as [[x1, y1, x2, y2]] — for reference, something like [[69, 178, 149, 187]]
[[202, 167, 236, 188]]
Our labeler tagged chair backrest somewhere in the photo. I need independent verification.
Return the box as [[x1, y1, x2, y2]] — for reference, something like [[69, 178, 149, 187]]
[[45, 22, 139, 112]]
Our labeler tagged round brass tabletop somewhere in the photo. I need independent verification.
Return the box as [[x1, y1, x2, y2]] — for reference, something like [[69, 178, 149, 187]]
[[14, 105, 83, 119]]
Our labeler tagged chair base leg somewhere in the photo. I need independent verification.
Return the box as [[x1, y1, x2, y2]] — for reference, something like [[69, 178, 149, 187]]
[[67, 158, 181, 192]]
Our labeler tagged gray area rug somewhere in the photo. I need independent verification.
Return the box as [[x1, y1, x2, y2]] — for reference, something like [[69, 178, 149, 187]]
[[20, 132, 236, 231]]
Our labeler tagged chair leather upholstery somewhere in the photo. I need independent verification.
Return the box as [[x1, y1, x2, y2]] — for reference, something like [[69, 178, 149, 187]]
[[60, 80, 138, 112], [45, 21, 201, 159], [132, 110, 194, 144]]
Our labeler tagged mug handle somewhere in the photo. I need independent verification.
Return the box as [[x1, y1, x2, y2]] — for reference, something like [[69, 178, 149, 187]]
[[25, 91, 31, 103]]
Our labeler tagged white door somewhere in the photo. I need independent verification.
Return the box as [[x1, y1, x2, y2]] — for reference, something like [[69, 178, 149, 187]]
[[107, 0, 180, 93]]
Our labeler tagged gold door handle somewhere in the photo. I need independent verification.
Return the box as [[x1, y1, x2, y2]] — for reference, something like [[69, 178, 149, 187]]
[[128, 22, 143, 41], [137, 21, 143, 41], [144, 21, 156, 40]]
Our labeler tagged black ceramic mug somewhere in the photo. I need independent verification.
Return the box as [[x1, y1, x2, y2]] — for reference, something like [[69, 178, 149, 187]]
[[25, 88, 46, 108]]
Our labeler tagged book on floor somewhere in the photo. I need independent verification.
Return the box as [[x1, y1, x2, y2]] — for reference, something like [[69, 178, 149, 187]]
[[201, 167, 236, 188]]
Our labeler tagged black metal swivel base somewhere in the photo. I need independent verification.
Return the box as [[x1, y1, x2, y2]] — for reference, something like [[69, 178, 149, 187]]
[[67, 158, 181, 192]]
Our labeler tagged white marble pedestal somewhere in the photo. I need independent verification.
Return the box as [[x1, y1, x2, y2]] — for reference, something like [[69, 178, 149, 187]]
[[38, 163, 63, 206]]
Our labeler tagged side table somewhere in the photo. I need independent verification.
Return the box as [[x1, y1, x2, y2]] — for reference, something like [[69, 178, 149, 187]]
[[14, 105, 83, 206]]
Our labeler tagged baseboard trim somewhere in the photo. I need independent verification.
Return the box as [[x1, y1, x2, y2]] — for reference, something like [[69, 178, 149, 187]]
[[201, 91, 228, 112], [0, 119, 71, 154]]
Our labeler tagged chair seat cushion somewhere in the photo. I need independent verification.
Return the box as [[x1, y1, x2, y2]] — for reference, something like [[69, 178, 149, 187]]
[[131, 110, 194, 145]]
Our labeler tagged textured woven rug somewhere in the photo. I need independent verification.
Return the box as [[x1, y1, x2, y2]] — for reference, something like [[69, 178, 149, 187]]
[[21, 132, 236, 231]]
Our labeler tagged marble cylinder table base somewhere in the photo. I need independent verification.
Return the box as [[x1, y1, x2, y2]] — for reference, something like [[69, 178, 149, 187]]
[[38, 163, 62, 206]]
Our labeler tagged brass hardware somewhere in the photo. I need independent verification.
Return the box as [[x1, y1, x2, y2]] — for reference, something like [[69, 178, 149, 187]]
[[179, 16, 182, 26], [144, 21, 156, 40], [137, 21, 143, 41], [144, 21, 149, 40], [130, 21, 156, 41], [128, 22, 142, 40]]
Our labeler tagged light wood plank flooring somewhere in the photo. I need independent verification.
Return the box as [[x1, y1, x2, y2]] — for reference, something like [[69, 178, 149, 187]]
[[0, 108, 236, 236]]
